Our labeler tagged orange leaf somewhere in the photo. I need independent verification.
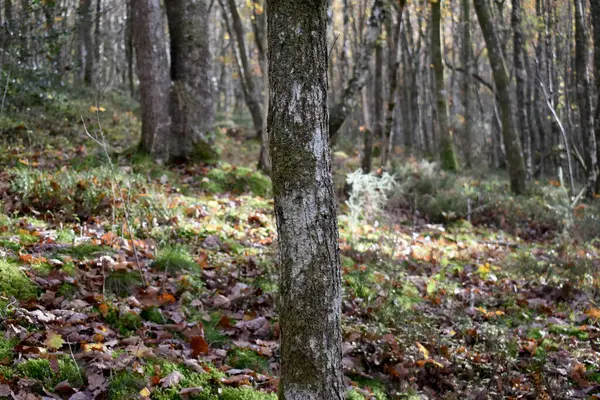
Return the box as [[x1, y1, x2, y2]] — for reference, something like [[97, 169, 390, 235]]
[[190, 336, 209, 357], [98, 303, 110, 317]]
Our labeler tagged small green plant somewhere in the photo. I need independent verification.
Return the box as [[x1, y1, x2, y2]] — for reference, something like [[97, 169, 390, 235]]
[[107, 372, 146, 400], [105, 270, 143, 297], [227, 348, 269, 374], [16, 357, 84, 389], [200, 163, 271, 196], [141, 306, 165, 324], [152, 246, 198, 273]]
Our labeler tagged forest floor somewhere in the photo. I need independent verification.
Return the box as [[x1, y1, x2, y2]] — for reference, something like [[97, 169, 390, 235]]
[[1, 93, 600, 400]]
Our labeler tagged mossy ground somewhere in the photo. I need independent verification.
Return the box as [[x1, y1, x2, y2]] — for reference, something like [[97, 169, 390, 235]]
[[2, 90, 600, 399]]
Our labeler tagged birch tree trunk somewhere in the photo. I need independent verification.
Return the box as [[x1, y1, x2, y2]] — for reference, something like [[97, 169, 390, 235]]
[[166, 0, 215, 162], [267, 0, 343, 397], [133, 0, 171, 161]]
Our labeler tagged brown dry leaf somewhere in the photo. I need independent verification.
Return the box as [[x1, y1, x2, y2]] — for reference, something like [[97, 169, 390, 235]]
[[190, 336, 209, 357]]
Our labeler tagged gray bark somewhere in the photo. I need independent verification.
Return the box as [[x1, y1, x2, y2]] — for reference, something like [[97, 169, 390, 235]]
[[474, 0, 527, 194], [166, 0, 215, 161], [574, 0, 597, 194], [267, 0, 343, 397], [133, 0, 171, 160]]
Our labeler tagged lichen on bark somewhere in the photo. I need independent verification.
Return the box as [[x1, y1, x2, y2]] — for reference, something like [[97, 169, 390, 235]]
[[267, 0, 344, 399]]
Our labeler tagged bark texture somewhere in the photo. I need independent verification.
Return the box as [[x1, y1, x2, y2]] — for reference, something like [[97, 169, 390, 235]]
[[133, 0, 171, 160], [576, 0, 598, 194], [267, 0, 343, 398], [166, 0, 215, 161], [460, 0, 472, 167], [592, 0, 600, 192], [474, 0, 527, 194], [512, 0, 531, 178], [432, 0, 459, 171]]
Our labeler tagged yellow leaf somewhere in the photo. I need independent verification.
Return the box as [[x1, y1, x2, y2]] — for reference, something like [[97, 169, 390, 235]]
[[44, 332, 65, 350], [139, 387, 151, 398], [89, 105, 106, 113], [416, 342, 430, 359]]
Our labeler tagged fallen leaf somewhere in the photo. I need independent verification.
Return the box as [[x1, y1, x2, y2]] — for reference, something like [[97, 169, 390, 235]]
[[139, 387, 151, 398], [416, 342, 429, 359], [45, 331, 65, 350], [160, 371, 184, 388], [190, 336, 209, 357]]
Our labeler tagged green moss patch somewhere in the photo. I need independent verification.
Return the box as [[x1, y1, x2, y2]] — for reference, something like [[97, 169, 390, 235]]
[[0, 259, 37, 300]]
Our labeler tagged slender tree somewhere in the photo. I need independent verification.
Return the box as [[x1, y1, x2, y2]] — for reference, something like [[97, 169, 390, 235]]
[[267, 0, 343, 398], [132, 0, 171, 160], [574, 0, 597, 194], [329, 0, 386, 144], [474, 0, 527, 194], [460, 0, 472, 167], [226, 0, 263, 136], [166, 0, 215, 162], [432, 0, 459, 171]]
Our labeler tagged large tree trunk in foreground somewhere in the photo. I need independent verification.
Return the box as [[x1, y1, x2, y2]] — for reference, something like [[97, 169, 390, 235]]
[[474, 0, 527, 194], [432, 0, 459, 171], [267, 0, 343, 398], [166, 0, 215, 162], [133, 0, 171, 161]]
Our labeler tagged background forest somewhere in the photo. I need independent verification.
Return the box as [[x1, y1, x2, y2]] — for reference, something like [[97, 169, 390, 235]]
[[1, 0, 600, 399]]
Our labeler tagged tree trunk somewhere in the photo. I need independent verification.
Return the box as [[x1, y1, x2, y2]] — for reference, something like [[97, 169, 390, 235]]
[[512, 0, 532, 179], [574, 0, 598, 194], [590, 0, 600, 192], [125, 0, 134, 97], [432, 0, 459, 171], [226, 0, 263, 136], [267, 0, 343, 398], [78, 0, 94, 86], [94, 0, 101, 84], [133, 0, 171, 161], [381, 7, 403, 167], [166, 0, 215, 162], [460, 0, 473, 168], [362, 40, 383, 173], [474, 0, 527, 194], [329, 0, 386, 144]]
